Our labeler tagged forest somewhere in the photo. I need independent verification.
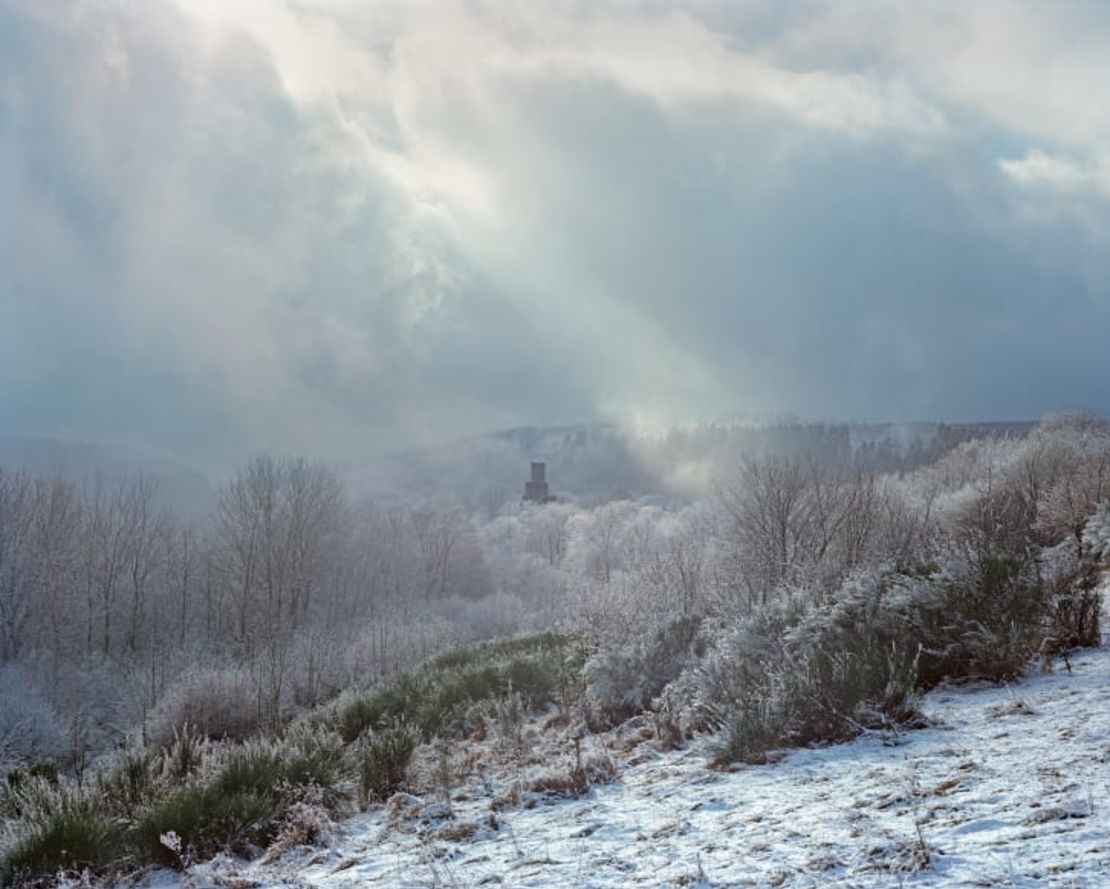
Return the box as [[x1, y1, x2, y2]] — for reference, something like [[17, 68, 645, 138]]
[[0, 413, 1106, 883]]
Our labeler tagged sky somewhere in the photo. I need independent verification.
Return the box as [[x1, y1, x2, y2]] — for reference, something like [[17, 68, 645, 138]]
[[3, 0, 1110, 470]]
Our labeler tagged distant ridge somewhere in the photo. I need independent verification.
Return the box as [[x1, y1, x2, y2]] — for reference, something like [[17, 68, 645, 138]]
[[346, 419, 1039, 510], [0, 434, 215, 520]]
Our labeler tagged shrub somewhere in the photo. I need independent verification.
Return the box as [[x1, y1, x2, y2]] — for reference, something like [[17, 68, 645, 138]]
[[1, 780, 120, 884], [161, 725, 204, 784], [1043, 538, 1103, 648], [1047, 586, 1102, 649], [214, 744, 288, 799], [358, 725, 419, 805], [2, 634, 588, 882], [891, 555, 1046, 686], [586, 615, 704, 722], [711, 698, 786, 766], [146, 667, 261, 748], [131, 730, 345, 870], [324, 633, 584, 742], [708, 633, 918, 766], [132, 783, 279, 867], [259, 802, 335, 863], [281, 725, 345, 792], [684, 592, 808, 734], [3, 808, 120, 883], [327, 690, 388, 745], [96, 748, 159, 819], [0, 667, 66, 774], [698, 550, 1057, 767], [211, 732, 343, 801], [492, 691, 526, 754], [326, 673, 429, 743], [1081, 502, 1110, 561], [426, 632, 571, 671]]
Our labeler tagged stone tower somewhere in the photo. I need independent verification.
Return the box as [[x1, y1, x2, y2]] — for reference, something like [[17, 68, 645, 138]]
[[523, 460, 551, 503]]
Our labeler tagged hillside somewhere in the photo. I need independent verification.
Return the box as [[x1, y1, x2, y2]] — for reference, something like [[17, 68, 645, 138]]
[[347, 420, 1036, 508], [0, 421, 1034, 514], [0, 436, 214, 521], [145, 627, 1108, 888]]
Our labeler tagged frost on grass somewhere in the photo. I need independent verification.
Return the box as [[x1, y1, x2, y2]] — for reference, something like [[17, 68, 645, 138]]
[[171, 636, 1110, 888]]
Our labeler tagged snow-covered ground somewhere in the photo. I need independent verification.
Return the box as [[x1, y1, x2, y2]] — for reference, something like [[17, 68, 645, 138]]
[[151, 641, 1110, 888]]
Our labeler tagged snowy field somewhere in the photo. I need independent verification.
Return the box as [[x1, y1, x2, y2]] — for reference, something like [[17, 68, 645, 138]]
[[143, 641, 1110, 889]]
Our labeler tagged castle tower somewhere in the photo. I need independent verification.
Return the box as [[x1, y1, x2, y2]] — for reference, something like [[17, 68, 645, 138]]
[[523, 460, 550, 503]]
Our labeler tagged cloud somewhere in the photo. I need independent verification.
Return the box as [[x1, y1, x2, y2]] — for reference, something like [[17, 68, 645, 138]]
[[999, 150, 1110, 199], [3, 0, 1110, 470]]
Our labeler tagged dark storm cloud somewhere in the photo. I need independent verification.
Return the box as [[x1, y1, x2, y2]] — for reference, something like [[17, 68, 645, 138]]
[[2, 0, 1110, 468]]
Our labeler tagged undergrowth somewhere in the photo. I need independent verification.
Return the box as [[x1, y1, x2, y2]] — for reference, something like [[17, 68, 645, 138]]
[[0, 632, 584, 886], [322, 632, 584, 742], [701, 549, 1102, 766]]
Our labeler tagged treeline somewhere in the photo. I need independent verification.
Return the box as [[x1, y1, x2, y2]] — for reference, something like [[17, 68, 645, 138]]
[[0, 456, 496, 775], [380, 418, 1034, 510]]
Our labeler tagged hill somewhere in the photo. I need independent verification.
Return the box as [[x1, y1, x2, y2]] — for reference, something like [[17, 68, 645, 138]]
[[348, 420, 1037, 509], [0, 435, 215, 521], [146, 623, 1109, 888]]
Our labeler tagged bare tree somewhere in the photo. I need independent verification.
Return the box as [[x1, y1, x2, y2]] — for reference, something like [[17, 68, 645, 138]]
[[29, 478, 84, 661], [717, 457, 812, 607], [121, 478, 169, 653], [86, 480, 133, 658], [0, 471, 36, 662], [218, 455, 345, 725], [716, 457, 892, 607]]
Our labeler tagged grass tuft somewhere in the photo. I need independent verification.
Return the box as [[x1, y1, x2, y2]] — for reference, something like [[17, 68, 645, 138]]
[[358, 725, 419, 805], [2, 781, 120, 884], [326, 632, 584, 742]]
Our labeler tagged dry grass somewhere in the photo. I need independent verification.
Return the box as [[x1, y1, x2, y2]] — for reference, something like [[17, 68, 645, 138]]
[[526, 752, 618, 799], [434, 820, 480, 842]]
